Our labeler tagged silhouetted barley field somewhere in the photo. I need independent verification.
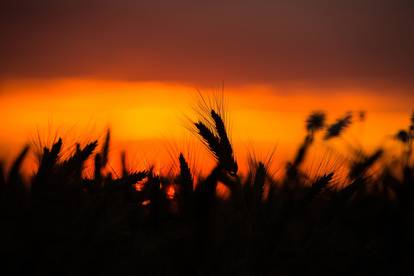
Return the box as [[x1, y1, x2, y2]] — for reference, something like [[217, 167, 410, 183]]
[[1, 102, 414, 275]]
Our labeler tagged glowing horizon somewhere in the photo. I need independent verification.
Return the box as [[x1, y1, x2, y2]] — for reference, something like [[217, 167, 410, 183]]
[[0, 78, 412, 176]]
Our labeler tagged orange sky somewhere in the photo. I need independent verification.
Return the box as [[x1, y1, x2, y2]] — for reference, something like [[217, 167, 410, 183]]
[[1, 1, 413, 175], [0, 78, 412, 175]]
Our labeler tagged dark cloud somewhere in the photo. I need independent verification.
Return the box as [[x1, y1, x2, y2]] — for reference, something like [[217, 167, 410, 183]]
[[1, 0, 414, 90]]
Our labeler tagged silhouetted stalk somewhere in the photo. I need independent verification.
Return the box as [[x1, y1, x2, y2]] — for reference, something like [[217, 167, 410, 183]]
[[303, 172, 334, 204], [121, 151, 127, 177], [349, 149, 383, 180], [324, 112, 352, 140], [177, 153, 193, 217], [101, 129, 110, 167], [8, 145, 29, 192], [2, 108, 414, 275], [194, 109, 238, 175]]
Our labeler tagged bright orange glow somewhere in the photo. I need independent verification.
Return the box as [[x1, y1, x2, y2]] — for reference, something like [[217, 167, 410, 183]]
[[134, 181, 145, 192], [141, 200, 150, 206], [0, 78, 413, 175], [216, 182, 231, 200], [166, 185, 176, 200]]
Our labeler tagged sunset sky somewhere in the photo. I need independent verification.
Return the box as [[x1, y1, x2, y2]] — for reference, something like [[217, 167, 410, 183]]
[[1, 0, 413, 174]]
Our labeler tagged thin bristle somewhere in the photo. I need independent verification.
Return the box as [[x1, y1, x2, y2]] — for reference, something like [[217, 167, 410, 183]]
[[50, 138, 63, 160], [311, 172, 334, 195], [349, 149, 383, 180], [101, 129, 110, 167]]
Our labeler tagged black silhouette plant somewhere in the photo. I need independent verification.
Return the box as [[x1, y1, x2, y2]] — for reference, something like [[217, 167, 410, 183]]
[[324, 112, 353, 140], [286, 111, 327, 182], [176, 153, 193, 216], [359, 110, 366, 122], [1, 106, 414, 276], [349, 148, 383, 180], [194, 109, 238, 176], [306, 111, 326, 135], [395, 120, 414, 170], [396, 129, 410, 143]]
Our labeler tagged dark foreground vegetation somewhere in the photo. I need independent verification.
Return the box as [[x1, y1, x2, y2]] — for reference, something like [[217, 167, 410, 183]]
[[1, 106, 414, 275]]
